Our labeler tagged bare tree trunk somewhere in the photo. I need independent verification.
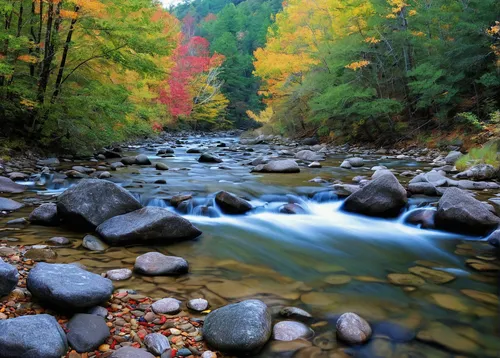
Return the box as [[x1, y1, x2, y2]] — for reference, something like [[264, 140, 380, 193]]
[[37, 1, 55, 104]]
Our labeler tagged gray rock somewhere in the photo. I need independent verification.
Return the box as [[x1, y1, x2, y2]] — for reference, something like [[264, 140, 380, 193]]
[[435, 187, 500, 235], [336, 312, 372, 345], [121, 157, 138, 165], [0, 197, 24, 211], [57, 179, 142, 228], [489, 197, 500, 216], [295, 150, 324, 162], [38, 158, 60, 166], [187, 298, 209, 312], [347, 157, 364, 167], [83, 235, 108, 251], [279, 203, 306, 215], [487, 229, 500, 247], [0, 314, 68, 358], [144, 333, 171, 356], [47, 237, 70, 246], [134, 252, 188, 276], [27, 263, 113, 309], [67, 313, 109, 353], [445, 151, 462, 165], [340, 160, 352, 169], [404, 209, 436, 229], [103, 150, 122, 159], [279, 307, 312, 321], [111, 162, 125, 170], [29, 203, 59, 226], [308, 161, 322, 168], [203, 299, 272, 354], [0, 176, 26, 193], [273, 321, 313, 341], [170, 194, 192, 207], [456, 164, 498, 181], [199, 153, 223, 163], [187, 148, 203, 154], [106, 268, 132, 281], [87, 306, 108, 317], [407, 182, 439, 196], [254, 160, 300, 173], [98, 171, 111, 179], [0, 259, 18, 297], [135, 154, 151, 165], [215, 191, 252, 215], [151, 298, 181, 314], [110, 347, 155, 358], [96, 207, 201, 245], [342, 172, 407, 218], [457, 180, 499, 190], [155, 163, 169, 171]]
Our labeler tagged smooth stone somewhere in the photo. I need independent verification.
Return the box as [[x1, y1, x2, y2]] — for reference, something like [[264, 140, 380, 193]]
[[215, 191, 252, 214], [324, 275, 351, 285], [404, 209, 436, 229], [67, 313, 110, 353], [340, 160, 352, 169], [135, 154, 151, 165], [83, 235, 108, 251], [312, 331, 336, 350], [387, 273, 425, 286], [416, 322, 479, 354], [487, 229, 500, 247], [106, 268, 132, 281], [347, 157, 364, 167], [144, 333, 171, 356], [273, 321, 313, 341], [254, 160, 300, 173], [0, 176, 26, 193], [336, 312, 372, 345], [111, 162, 125, 170], [0, 259, 19, 297], [308, 161, 322, 168], [408, 266, 455, 284], [0, 314, 68, 358], [279, 307, 312, 321], [279, 203, 306, 215], [24, 248, 57, 261], [187, 298, 209, 312], [456, 164, 497, 181], [27, 263, 113, 309], [0, 197, 24, 211], [155, 163, 169, 170], [295, 150, 324, 162], [203, 299, 272, 354], [134, 252, 189, 276], [151, 298, 181, 314], [199, 153, 222, 163], [170, 194, 192, 207], [87, 306, 108, 317], [47, 237, 70, 246], [110, 347, 155, 358], [460, 289, 498, 305]]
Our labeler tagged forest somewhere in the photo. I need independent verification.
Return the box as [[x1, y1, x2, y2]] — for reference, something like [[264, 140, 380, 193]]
[[0, 0, 499, 154]]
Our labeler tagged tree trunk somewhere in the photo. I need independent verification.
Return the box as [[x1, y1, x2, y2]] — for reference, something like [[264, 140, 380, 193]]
[[29, 1, 36, 76], [37, 1, 55, 104]]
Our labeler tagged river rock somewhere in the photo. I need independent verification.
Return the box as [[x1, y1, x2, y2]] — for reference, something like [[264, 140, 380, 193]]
[[83, 234, 108, 251], [336, 312, 372, 345], [57, 179, 142, 228], [67, 313, 110, 353], [170, 194, 192, 207], [445, 151, 462, 164], [0, 259, 18, 297], [135, 154, 151, 165], [155, 162, 169, 170], [407, 182, 438, 196], [38, 157, 60, 166], [215, 191, 252, 214], [111, 162, 125, 170], [340, 160, 352, 169], [347, 157, 364, 167], [273, 321, 313, 341], [151, 298, 181, 314], [110, 347, 155, 358], [96, 207, 201, 245], [134, 252, 189, 276], [279, 203, 307, 215], [456, 164, 498, 181], [434, 187, 500, 235], [199, 153, 222, 163], [457, 180, 499, 190], [0, 314, 68, 358], [0, 176, 26, 193], [341, 172, 407, 218], [47, 237, 70, 246], [27, 263, 113, 309], [254, 160, 300, 173], [187, 148, 203, 154], [408, 266, 455, 284], [103, 150, 122, 159], [203, 299, 272, 354], [187, 298, 209, 312], [0, 197, 23, 211], [279, 307, 312, 321], [308, 161, 322, 168], [144, 333, 171, 356], [29, 203, 59, 226], [404, 209, 436, 229], [24, 248, 57, 261], [295, 150, 324, 162], [106, 268, 132, 281], [121, 157, 138, 165], [487, 229, 500, 247]]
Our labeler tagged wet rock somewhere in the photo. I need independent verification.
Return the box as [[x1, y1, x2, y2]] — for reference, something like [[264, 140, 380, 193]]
[[8, 172, 28, 181], [203, 299, 272, 354], [279, 203, 307, 215], [57, 179, 142, 228], [67, 313, 110, 353], [24, 248, 57, 261], [144, 333, 171, 356], [103, 150, 122, 159], [215, 191, 252, 214], [98, 171, 111, 179], [273, 321, 313, 341], [342, 172, 407, 218], [134, 252, 189, 276], [416, 322, 479, 354], [0, 197, 23, 212], [29, 203, 59, 226], [199, 153, 222, 163], [409, 171, 448, 187], [187, 298, 209, 312], [279, 307, 312, 321], [254, 160, 300, 173], [295, 150, 324, 162], [96, 207, 201, 245], [0, 259, 18, 297], [445, 151, 462, 164], [135, 154, 151, 165], [340, 160, 352, 169], [151, 298, 181, 314], [5, 217, 28, 226], [87, 306, 108, 317], [0, 176, 26, 193], [47, 236, 70, 246], [121, 157, 138, 165], [308, 161, 322, 168], [407, 182, 438, 196], [110, 347, 155, 358], [434, 187, 500, 235], [460, 289, 498, 305], [27, 263, 113, 309], [408, 266, 455, 284], [324, 275, 351, 285], [456, 164, 497, 181], [170, 194, 193, 207], [0, 314, 68, 358], [347, 157, 364, 167], [111, 162, 125, 170], [106, 268, 132, 281], [312, 331, 336, 350], [38, 157, 60, 166], [457, 180, 499, 190], [83, 234, 108, 251], [387, 273, 425, 286], [187, 148, 203, 154], [155, 162, 169, 170], [336, 312, 372, 345], [487, 229, 500, 247], [157, 148, 174, 155], [404, 209, 436, 229]]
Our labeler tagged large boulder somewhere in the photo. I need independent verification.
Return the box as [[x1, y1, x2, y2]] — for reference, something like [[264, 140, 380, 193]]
[[434, 188, 500, 235], [253, 160, 300, 174], [0, 259, 18, 297], [66, 314, 110, 353], [27, 263, 113, 309], [0, 176, 26, 193], [0, 197, 24, 211], [341, 172, 407, 217], [135, 154, 151, 165], [29, 203, 59, 226], [134, 252, 189, 276], [199, 153, 223, 163], [456, 164, 498, 181], [57, 179, 142, 228], [203, 299, 272, 354], [0, 314, 68, 358], [404, 209, 436, 229], [96, 207, 201, 245], [215, 191, 252, 215], [295, 150, 324, 162]]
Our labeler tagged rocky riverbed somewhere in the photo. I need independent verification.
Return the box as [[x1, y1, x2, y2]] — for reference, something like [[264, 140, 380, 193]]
[[0, 132, 499, 357]]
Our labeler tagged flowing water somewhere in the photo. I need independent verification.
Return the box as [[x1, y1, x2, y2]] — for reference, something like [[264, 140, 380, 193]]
[[1, 135, 499, 357]]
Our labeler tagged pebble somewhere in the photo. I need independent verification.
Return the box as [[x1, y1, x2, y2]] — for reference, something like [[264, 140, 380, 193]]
[[106, 268, 133, 281], [187, 298, 208, 312], [152, 298, 181, 315]]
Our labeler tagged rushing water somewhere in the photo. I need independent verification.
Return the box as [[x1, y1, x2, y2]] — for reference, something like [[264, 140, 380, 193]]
[[1, 135, 499, 357]]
